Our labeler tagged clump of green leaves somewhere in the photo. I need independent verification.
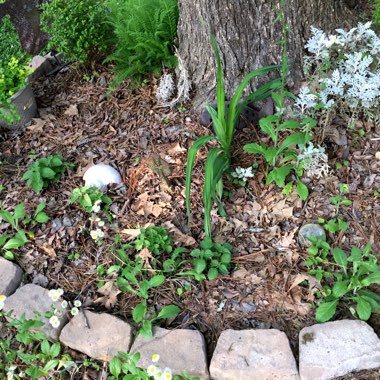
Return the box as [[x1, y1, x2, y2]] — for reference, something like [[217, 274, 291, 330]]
[[0, 312, 75, 379], [70, 186, 112, 214], [0, 16, 26, 63], [373, 0, 380, 27], [105, 0, 178, 89], [188, 238, 232, 281], [0, 56, 33, 126], [135, 226, 172, 255], [0, 202, 49, 260], [23, 154, 70, 192], [318, 184, 351, 234], [186, 35, 281, 237], [40, 0, 112, 63], [306, 240, 380, 323]]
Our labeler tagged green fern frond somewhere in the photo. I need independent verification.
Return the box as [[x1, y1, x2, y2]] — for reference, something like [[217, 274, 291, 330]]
[[105, 0, 179, 89]]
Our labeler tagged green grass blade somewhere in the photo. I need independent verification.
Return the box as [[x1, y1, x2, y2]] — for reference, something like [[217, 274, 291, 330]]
[[203, 148, 229, 237], [226, 65, 280, 145], [185, 135, 216, 222], [210, 35, 225, 124]]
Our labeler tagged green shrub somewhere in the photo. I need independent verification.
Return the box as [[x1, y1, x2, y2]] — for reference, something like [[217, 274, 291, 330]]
[[105, 0, 178, 89], [0, 15, 26, 64], [40, 0, 112, 63], [0, 57, 33, 125]]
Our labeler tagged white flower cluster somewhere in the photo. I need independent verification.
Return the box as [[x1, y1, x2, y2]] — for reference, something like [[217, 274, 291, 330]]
[[146, 354, 173, 380], [6, 366, 21, 380], [156, 73, 175, 103], [298, 22, 380, 117], [298, 143, 329, 178], [90, 215, 105, 241], [231, 167, 254, 183], [47, 288, 82, 328]]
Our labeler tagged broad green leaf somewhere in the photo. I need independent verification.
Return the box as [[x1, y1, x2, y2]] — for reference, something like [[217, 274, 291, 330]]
[[333, 248, 348, 268], [139, 320, 153, 338], [41, 340, 50, 355], [316, 300, 338, 322], [356, 297, 372, 321], [132, 302, 147, 323], [359, 295, 380, 313], [148, 275, 165, 288], [243, 143, 268, 156], [279, 119, 301, 130], [109, 357, 122, 378], [35, 202, 46, 215], [156, 304, 181, 320], [266, 165, 292, 187], [259, 116, 277, 143], [0, 210, 14, 225], [3, 237, 25, 250], [15, 230, 28, 244], [4, 251, 14, 260], [35, 212, 49, 223], [43, 359, 59, 372], [41, 167, 56, 179], [50, 342, 61, 358], [278, 132, 309, 154], [362, 272, 380, 286], [194, 258, 206, 274], [296, 180, 309, 201], [185, 135, 216, 222], [14, 203, 26, 220], [332, 280, 349, 298], [208, 267, 219, 280]]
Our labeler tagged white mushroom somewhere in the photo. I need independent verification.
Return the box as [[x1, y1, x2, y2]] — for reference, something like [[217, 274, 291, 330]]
[[83, 163, 122, 191]]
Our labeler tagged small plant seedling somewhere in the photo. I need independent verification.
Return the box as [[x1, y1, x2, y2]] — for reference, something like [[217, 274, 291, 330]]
[[135, 226, 172, 255], [23, 154, 71, 192], [70, 186, 112, 214]]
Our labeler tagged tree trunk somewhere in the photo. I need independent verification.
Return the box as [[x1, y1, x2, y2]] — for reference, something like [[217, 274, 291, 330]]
[[178, 0, 359, 111], [0, 0, 48, 55]]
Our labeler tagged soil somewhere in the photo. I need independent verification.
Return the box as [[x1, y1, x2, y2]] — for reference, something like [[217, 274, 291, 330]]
[[0, 64, 379, 378]]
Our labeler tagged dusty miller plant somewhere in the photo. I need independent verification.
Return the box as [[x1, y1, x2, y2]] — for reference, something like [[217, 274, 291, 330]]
[[297, 21, 380, 126]]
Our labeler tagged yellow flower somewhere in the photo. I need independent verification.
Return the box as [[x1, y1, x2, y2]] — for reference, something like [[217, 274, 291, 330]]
[[0, 294, 6, 301]]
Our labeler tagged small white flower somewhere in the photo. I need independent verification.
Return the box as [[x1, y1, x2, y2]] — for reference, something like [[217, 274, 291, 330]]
[[91, 204, 101, 213], [147, 365, 158, 376], [0, 294, 6, 310], [74, 300, 82, 307], [71, 307, 79, 316], [90, 230, 99, 240], [48, 289, 60, 302], [54, 309, 63, 316], [152, 353, 160, 363], [56, 288, 64, 296], [6, 372, 14, 380], [49, 315, 60, 328], [61, 300, 68, 309], [94, 199, 102, 205], [162, 368, 172, 380], [95, 228, 104, 238], [98, 220, 105, 227]]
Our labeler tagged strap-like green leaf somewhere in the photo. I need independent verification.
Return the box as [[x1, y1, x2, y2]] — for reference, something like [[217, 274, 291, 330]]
[[185, 136, 216, 222]]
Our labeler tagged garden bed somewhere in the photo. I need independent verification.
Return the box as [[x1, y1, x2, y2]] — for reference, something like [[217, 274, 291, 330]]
[[0, 64, 379, 374]]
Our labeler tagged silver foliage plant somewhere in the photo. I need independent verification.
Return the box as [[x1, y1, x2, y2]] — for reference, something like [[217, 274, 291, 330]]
[[296, 21, 380, 124]]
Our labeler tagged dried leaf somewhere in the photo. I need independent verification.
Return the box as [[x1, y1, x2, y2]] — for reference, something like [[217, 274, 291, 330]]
[[94, 281, 121, 309], [64, 104, 79, 116]]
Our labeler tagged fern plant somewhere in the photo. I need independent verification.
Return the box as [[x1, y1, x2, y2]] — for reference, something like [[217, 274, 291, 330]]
[[105, 0, 178, 89]]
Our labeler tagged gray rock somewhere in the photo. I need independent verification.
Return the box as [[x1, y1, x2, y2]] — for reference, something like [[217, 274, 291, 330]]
[[131, 327, 209, 379], [28, 55, 52, 82], [209, 329, 299, 380], [62, 215, 73, 228], [3, 284, 67, 340], [32, 273, 49, 287], [51, 218, 63, 232], [0, 257, 23, 296], [298, 224, 326, 247], [60, 311, 133, 362], [299, 320, 380, 380]]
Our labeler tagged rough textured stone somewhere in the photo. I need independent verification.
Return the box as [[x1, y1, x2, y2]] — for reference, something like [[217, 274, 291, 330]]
[[131, 327, 209, 379], [0, 257, 23, 296], [299, 320, 380, 380], [28, 55, 52, 81], [298, 224, 326, 247], [3, 284, 67, 340], [210, 329, 299, 380], [59, 311, 133, 362]]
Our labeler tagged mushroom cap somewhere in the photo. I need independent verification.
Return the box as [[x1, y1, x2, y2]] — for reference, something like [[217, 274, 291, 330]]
[[83, 164, 122, 190]]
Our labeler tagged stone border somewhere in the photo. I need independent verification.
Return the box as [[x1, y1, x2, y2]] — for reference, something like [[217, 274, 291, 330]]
[[1, 260, 380, 379]]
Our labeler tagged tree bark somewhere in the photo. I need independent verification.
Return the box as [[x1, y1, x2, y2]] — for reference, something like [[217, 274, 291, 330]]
[[0, 0, 48, 55], [178, 0, 359, 111]]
